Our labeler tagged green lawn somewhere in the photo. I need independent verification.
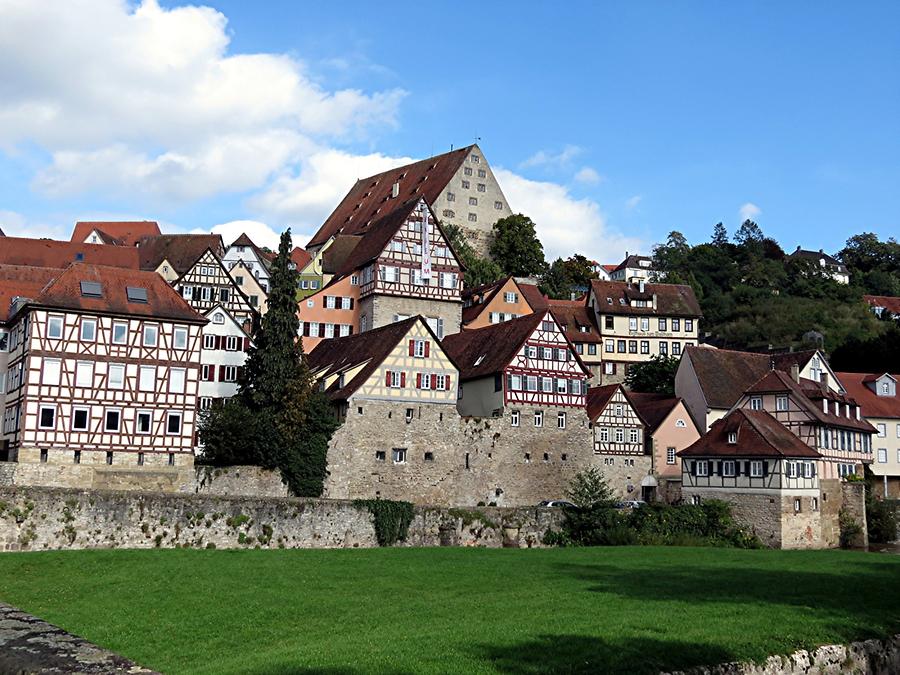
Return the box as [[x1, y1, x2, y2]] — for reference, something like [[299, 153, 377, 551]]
[[0, 547, 898, 674]]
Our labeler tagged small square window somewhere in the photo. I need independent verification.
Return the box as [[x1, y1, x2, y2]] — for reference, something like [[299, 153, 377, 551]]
[[375, 451, 386, 461], [166, 412, 182, 435], [143, 324, 158, 347], [424, 452, 434, 462], [393, 448, 407, 463], [112, 322, 128, 345], [38, 406, 56, 429]]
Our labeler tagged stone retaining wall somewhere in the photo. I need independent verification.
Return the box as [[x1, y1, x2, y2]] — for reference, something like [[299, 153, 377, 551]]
[[0, 486, 561, 552], [662, 633, 900, 675]]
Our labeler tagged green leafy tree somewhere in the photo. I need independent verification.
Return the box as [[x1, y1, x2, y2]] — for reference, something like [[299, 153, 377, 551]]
[[540, 255, 598, 299], [199, 229, 338, 496], [624, 355, 680, 395], [489, 214, 547, 277], [444, 223, 503, 288]]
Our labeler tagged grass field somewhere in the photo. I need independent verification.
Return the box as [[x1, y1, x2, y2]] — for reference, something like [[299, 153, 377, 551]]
[[0, 547, 898, 674]]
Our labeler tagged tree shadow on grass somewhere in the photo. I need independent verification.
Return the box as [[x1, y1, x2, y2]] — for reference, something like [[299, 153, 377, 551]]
[[555, 558, 900, 642], [472, 634, 737, 674]]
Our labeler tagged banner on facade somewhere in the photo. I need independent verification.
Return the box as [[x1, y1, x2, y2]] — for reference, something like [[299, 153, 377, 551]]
[[420, 203, 432, 280]]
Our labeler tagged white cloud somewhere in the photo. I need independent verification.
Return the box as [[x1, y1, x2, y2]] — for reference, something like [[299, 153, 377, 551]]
[[625, 195, 643, 210], [0, 0, 404, 200], [574, 167, 603, 185], [0, 209, 72, 240], [494, 169, 643, 264], [519, 145, 582, 170], [739, 202, 761, 221], [199, 220, 304, 251]]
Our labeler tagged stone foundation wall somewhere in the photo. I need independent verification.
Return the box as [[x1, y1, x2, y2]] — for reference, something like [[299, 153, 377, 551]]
[[819, 479, 842, 548], [592, 455, 653, 499], [324, 401, 594, 507], [840, 481, 868, 548], [688, 490, 783, 548], [0, 486, 562, 552], [358, 295, 462, 335]]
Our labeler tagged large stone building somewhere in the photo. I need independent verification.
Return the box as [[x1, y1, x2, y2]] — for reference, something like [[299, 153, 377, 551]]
[[834, 372, 899, 497], [678, 408, 839, 549], [675, 346, 840, 431], [307, 144, 512, 258], [298, 199, 463, 352], [0, 264, 204, 467], [587, 279, 702, 384]]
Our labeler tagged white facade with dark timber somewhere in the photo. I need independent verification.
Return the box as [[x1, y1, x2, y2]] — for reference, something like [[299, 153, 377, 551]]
[[175, 248, 256, 323]]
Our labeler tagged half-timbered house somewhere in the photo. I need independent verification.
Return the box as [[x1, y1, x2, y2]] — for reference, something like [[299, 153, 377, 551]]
[[586, 384, 651, 498], [228, 259, 268, 315], [174, 248, 256, 323], [734, 369, 875, 480], [461, 276, 547, 329], [1, 264, 204, 467], [223, 233, 273, 292], [198, 305, 251, 414], [138, 234, 225, 283], [549, 301, 602, 381], [678, 408, 829, 549]]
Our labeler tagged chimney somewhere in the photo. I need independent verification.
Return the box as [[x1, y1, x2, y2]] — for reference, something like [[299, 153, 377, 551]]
[[391, 181, 400, 198], [790, 364, 800, 383]]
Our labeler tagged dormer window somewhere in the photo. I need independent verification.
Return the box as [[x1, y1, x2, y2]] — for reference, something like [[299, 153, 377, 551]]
[[727, 432, 737, 444]]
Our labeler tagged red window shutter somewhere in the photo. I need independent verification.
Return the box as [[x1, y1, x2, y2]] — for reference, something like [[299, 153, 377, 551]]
[[213, 336, 220, 349], [244, 337, 250, 351], [409, 340, 415, 356], [218, 366, 225, 381], [424, 341, 430, 357], [416, 373, 422, 388], [429, 374, 434, 389], [400, 372, 406, 387], [385, 370, 391, 387], [303, 323, 310, 337], [445, 375, 451, 391]]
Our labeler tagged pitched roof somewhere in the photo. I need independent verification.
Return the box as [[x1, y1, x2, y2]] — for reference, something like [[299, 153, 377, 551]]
[[613, 254, 654, 272], [442, 312, 545, 380], [682, 346, 819, 409], [836, 372, 900, 420], [71, 221, 161, 247], [0, 237, 140, 270], [518, 281, 549, 310], [590, 280, 701, 317], [679, 408, 821, 458], [461, 277, 547, 325], [291, 247, 312, 270], [137, 234, 225, 275], [744, 369, 875, 433], [789, 247, 848, 273], [864, 294, 900, 314], [628, 392, 684, 433], [0, 265, 60, 321], [307, 317, 443, 400], [308, 145, 473, 249], [549, 304, 601, 343], [602, 264, 618, 274], [25, 264, 204, 322], [228, 234, 273, 270], [586, 384, 621, 420]]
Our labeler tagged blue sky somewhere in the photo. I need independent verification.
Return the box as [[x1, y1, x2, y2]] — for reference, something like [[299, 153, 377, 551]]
[[1, 1, 898, 261]]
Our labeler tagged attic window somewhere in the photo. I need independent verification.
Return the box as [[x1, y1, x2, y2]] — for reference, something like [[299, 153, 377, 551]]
[[474, 354, 486, 366], [606, 297, 612, 304], [79, 281, 102, 298], [727, 432, 737, 444], [126, 287, 148, 303], [619, 298, 626, 305], [75, 253, 85, 262]]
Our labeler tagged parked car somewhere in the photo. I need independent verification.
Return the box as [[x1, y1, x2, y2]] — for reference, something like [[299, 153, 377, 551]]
[[538, 500, 576, 508], [615, 500, 647, 510]]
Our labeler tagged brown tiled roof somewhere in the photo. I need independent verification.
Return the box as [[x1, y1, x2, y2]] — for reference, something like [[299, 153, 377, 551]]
[[0, 265, 60, 321], [586, 384, 621, 420], [836, 372, 900, 420], [628, 392, 684, 433], [550, 305, 601, 344], [307, 317, 448, 400], [228, 234, 273, 270], [291, 247, 312, 270], [683, 346, 819, 410], [0, 237, 140, 270], [613, 254, 654, 272], [461, 277, 547, 325], [443, 312, 545, 380], [864, 295, 900, 314], [71, 221, 161, 246], [518, 282, 549, 310], [590, 280, 701, 317], [137, 234, 225, 274], [308, 146, 473, 249], [679, 409, 821, 458], [26, 264, 204, 322], [744, 370, 876, 433]]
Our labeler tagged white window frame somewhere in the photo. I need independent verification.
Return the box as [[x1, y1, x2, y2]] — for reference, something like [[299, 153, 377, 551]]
[[722, 460, 736, 477], [112, 321, 129, 345], [166, 411, 182, 435], [534, 411, 543, 427], [776, 395, 788, 412], [666, 447, 676, 465], [557, 412, 566, 429], [139, 365, 156, 392], [108, 363, 125, 389], [75, 361, 93, 388], [511, 410, 520, 427], [80, 318, 97, 342], [47, 315, 64, 339], [136, 410, 152, 435], [38, 404, 56, 429], [71, 406, 90, 432], [750, 396, 762, 411], [104, 408, 121, 432], [41, 358, 61, 386], [750, 460, 763, 478], [143, 324, 158, 347], [169, 368, 186, 393], [173, 327, 188, 350], [696, 460, 709, 476]]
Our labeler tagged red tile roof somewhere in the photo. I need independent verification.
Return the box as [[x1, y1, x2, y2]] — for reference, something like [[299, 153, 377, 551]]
[[27, 264, 204, 323], [291, 247, 312, 270], [71, 221, 161, 247], [590, 280, 702, 317], [308, 146, 473, 249], [137, 234, 225, 275], [602, 264, 618, 274], [628, 392, 684, 433], [0, 265, 60, 321], [461, 277, 547, 325], [864, 295, 900, 314], [443, 312, 545, 380], [679, 408, 821, 458], [586, 384, 621, 420], [834, 373, 900, 420], [0, 237, 140, 270]]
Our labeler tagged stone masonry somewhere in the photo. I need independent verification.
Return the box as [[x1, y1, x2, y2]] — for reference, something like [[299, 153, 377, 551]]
[[359, 294, 462, 335]]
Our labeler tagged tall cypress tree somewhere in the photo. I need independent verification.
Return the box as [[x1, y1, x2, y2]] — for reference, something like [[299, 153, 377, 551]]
[[239, 229, 310, 410]]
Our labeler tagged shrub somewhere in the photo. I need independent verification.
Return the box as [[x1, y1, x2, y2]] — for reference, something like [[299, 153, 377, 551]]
[[354, 499, 415, 546]]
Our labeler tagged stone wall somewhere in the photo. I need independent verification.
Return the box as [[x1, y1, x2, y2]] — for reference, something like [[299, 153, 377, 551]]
[[0, 486, 562, 552], [0, 461, 288, 499], [593, 455, 653, 500], [324, 400, 594, 507], [662, 633, 900, 675], [840, 481, 868, 548], [689, 490, 784, 548], [359, 295, 462, 335], [819, 479, 842, 548]]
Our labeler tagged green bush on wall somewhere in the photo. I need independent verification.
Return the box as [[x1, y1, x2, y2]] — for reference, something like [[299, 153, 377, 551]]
[[354, 499, 415, 546]]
